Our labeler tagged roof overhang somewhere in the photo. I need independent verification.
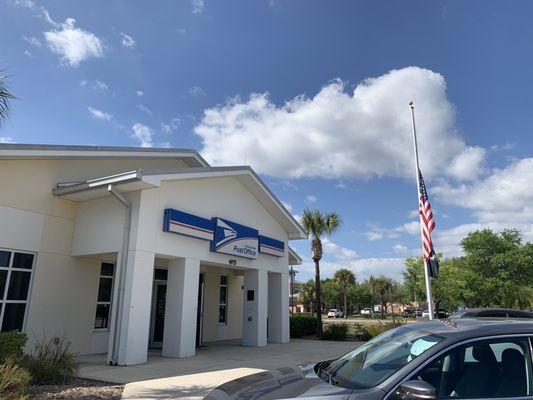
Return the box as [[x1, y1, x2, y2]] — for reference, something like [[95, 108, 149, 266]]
[[0, 143, 209, 168], [289, 247, 302, 265], [53, 166, 307, 240]]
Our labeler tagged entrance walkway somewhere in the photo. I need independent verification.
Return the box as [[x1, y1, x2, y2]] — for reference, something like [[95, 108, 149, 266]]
[[77, 339, 360, 399]]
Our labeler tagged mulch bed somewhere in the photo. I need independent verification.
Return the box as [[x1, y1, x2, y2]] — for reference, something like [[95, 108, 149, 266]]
[[28, 378, 124, 400]]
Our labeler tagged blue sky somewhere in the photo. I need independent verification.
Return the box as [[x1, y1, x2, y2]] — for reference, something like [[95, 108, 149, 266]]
[[2, 0, 533, 282]]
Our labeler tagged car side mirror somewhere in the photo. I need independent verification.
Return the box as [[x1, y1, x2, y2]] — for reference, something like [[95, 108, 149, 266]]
[[395, 380, 436, 400]]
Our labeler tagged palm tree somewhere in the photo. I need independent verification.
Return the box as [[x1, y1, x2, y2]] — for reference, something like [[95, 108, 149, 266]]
[[300, 279, 316, 314], [334, 268, 355, 318], [0, 70, 16, 125], [301, 209, 342, 337]]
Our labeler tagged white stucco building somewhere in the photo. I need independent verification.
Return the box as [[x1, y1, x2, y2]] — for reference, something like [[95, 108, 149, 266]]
[[0, 144, 304, 365]]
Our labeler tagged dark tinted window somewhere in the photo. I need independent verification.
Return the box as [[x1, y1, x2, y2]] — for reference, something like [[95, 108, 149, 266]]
[[0, 251, 11, 268], [154, 268, 168, 281], [94, 304, 110, 329], [480, 310, 507, 318], [413, 337, 533, 398], [100, 262, 114, 276], [12, 253, 34, 269], [6, 271, 31, 300], [97, 277, 113, 302], [0, 270, 7, 298], [1, 304, 27, 332]]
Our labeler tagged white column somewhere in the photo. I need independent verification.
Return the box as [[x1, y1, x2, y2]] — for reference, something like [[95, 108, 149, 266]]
[[268, 272, 290, 343], [242, 269, 268, 347], [162, 257, 200, 358], [115, 250, 155, 365]]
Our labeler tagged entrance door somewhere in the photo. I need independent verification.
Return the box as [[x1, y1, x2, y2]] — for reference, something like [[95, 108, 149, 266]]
[[149, 282, 167, 348], [196, 273, 204, 347]]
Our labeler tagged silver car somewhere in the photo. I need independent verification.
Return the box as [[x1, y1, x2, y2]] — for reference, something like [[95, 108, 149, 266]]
[[205, 319, 533, 400]]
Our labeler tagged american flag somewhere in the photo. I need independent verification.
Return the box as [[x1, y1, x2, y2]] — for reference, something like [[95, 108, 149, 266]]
[[418, 169, 439, 278]]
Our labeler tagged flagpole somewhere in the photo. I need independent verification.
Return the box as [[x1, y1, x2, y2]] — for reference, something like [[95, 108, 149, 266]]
[[409, 101, 435, 321]]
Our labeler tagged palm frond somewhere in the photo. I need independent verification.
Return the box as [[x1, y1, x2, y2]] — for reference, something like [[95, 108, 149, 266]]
[[0, 71, 17, 125]]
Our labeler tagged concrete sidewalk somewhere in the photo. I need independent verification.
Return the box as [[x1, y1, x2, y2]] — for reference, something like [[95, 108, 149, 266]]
[[77, 339, 360, 399]]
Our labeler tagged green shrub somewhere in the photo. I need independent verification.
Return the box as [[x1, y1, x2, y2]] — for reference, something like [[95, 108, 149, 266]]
[[322, 323, 348, 340], [0, 332, 28, 363], [0, 357, 31, 400], [290, 314, 317, 337], [22, 336, 78, 385]]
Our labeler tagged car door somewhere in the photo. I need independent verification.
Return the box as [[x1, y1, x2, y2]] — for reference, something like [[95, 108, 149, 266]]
[[390, 336, 533, 399]]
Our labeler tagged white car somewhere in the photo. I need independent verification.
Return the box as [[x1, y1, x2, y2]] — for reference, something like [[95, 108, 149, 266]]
[[360, 307, 373, 316], [422, 309, 430, 318], [327, 309, 343, 318]]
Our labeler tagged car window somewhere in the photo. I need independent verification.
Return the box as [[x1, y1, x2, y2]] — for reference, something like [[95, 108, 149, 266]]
[[412, 337, 533, 399], [480, 310, 507, 318]]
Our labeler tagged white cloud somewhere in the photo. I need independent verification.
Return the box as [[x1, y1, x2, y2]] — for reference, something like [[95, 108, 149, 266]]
[[301, 256, 406, 282], [335, 181, 348, 189], [79, 80, 88, 88], [88, 107, 112, 122], [23, 35, 42, 48], [490, 143, 514, 152], [94, 80, 108, 91], [12, 0, 57, 26], [0, 137, 14, 143], [393, 244, 408, 254], [120, 32, 135, 48], [447, 146, 486, 181], [196, 67, 485, 181], [365, 231, 383, 242], [44, 18, 105, 67], [136, 90, 144, 97], [434, 158, 533, 224], [137, 104, 153, 116], [304, 195, 317, 204], [322, 238, 358, 261], [132, 123, 153, 147], [188, 86, 206, 98], [161, 118, 181, 134], [23, 50, 33, 58], [191, 0, 205, 13]]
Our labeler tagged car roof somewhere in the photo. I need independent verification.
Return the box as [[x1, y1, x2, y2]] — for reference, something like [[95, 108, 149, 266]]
[[463, 308, 529, 313], [406, 318, 533, 338]]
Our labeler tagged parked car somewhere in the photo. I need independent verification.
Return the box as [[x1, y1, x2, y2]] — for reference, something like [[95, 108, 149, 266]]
[[327, 308, 344, 318], [449, 308, 533, 319], [403, 308, 422, 317], [206, 319, 533, 400], [360, 307, 373, 316], [421, 309, 448, 319]]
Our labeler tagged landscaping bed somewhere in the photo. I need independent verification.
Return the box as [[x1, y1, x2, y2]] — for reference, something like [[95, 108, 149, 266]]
[[28, 378, 123, 400]]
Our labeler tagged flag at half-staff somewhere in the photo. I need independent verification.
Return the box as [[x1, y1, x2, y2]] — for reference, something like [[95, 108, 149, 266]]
[[418, 169, 439, 278]]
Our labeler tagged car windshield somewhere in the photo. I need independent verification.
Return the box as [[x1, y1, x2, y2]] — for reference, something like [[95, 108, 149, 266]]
[[448, 310, 468, 318], [316, 325, 443, 389]]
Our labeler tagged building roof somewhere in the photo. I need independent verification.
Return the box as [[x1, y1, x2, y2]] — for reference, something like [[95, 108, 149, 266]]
[[53, 165, 307, 240], [0, 143, 208, 168]]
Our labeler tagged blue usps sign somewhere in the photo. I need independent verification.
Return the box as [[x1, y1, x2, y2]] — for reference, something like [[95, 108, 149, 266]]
[[258, 235, 285, 257], [210, 218, 259, 259]]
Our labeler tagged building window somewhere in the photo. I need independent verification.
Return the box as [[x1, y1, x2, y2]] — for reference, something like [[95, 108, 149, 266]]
[[218, 275, 228, 324], [0, 249, 35, 332], [94, 262, 115, 330]]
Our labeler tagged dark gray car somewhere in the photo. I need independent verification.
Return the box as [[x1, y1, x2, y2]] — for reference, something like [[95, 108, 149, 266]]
[[449, 308, 533, 319], [205, 319, 533, 400]]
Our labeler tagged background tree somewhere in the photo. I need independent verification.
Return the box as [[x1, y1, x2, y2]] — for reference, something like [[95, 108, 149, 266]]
[[370, 275, 393, 318], [0, 69, 16, 125], [321, 279, 342, 310], [301, 209, 341, 337], [299, 279, 316, 313], [333, 268, 355, 318], [348, 282, 373, 313]]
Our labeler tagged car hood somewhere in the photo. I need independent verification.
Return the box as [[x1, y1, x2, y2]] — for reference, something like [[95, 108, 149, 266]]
[[204, 364, 353, 400]]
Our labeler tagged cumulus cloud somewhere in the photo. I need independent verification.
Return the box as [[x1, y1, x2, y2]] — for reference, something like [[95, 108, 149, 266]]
[[447, 146, 486, 181], [136, 90, 144, 97], [44, 18, 105, 67], [322, 238, 358, 261], [393, 244, 408, 253], [161, 118, 181, 134], [304, 195, 317, 204], [120, 32, 135, 48], [434, 158, 533, 224], [88, 107, 112, 122], [132, 123, 153, 147], [191, 0, 205, 13], [0, 137, 14, 143], [365, 221, 420, 242], [196, 67, 485, 181]]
